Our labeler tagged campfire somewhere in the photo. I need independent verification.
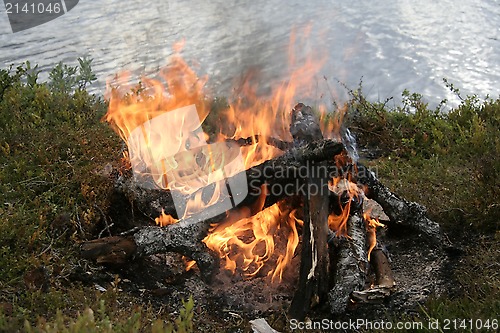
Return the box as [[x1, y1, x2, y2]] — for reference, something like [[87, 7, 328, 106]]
[[81, 42, 442, 319]]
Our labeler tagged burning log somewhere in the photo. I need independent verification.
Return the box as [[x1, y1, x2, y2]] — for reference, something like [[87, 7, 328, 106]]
[[289, 103, 330, 320], [224, 135, 293, 151], [355, 164, 442, 243], [328, 199, 368, 314], [116, 138, 345, 220]]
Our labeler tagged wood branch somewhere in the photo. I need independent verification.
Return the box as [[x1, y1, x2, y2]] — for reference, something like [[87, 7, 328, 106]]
[[117, 138, 345, 220], [328, 211, 368, 314], [350, 243, 396, 304], [354, 163, 442, 243], [371, 244, 395, 289], [289, 103, 330, 320], [82, 216, 219, 282], [81, 236, 137, 264], [132, 223, 218, 282]]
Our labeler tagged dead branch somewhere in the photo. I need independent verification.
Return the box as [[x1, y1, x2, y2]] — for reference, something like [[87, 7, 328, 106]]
[[371, 244, 395, 289], [350, 243, 396, 304], [355, 163, 442, 243], [223, 135, 293, 151]]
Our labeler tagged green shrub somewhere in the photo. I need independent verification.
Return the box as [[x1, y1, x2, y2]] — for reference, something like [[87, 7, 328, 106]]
[[0, 59, 121, 329], [348, 82, 499, 199]]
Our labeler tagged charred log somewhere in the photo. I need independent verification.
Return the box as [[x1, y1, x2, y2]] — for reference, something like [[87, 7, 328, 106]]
[[355, 164, 442, 243], [81, 217, 218, 282], [81, 236, 137, 265], [224, 135, 293, 151], [117, 138, 345, 221], [289, 103, 330, 320], [328, 211, 368, 314]]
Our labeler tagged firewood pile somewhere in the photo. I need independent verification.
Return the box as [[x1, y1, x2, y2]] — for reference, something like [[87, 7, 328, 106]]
[[81, 103, 443, 319]]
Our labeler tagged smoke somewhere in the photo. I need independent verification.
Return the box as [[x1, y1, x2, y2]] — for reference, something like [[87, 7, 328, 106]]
[[342, 127, 359, 163]]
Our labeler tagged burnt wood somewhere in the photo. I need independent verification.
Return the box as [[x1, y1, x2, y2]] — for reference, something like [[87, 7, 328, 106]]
[[328, 211, 368, 314], [355, 163, 442, 244], [289, 103, 331, 320], [223, 135, 293, 151], [81, 137, 346, 282]]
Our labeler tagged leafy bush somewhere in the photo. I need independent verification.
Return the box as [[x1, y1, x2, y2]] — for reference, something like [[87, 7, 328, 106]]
[[0, 59, 121, 328], [352, 84, 489, 144], [348, 81, 500, 194], [48, 57, 97, 94]]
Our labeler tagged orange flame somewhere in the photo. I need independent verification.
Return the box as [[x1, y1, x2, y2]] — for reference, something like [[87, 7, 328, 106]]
[[272, 209, 303, 282], [182, 256, 197, 272], [203, 202, 282, 278], [220, 29, 327, 169], [363, 208, 385, 261], [105, 54, 209, 146], [320, 103, 348, 141], [327, 175, 363, 237], [104, 30, 349, 282], [155, 209, 178, 227], [328, 173, 385, 262]]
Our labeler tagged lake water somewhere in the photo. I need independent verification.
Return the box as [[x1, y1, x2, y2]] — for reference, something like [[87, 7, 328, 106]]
[[1, 0, 499, 108]]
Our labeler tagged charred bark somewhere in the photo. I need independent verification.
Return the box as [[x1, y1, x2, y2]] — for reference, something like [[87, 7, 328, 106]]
[[81, 216, 219, 282], [289, 103, 330, 320], [328, 211, 368, 314], [224, 135, 293, 151], [117, 138, 344, 221], [355, 163, 442, 243]]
